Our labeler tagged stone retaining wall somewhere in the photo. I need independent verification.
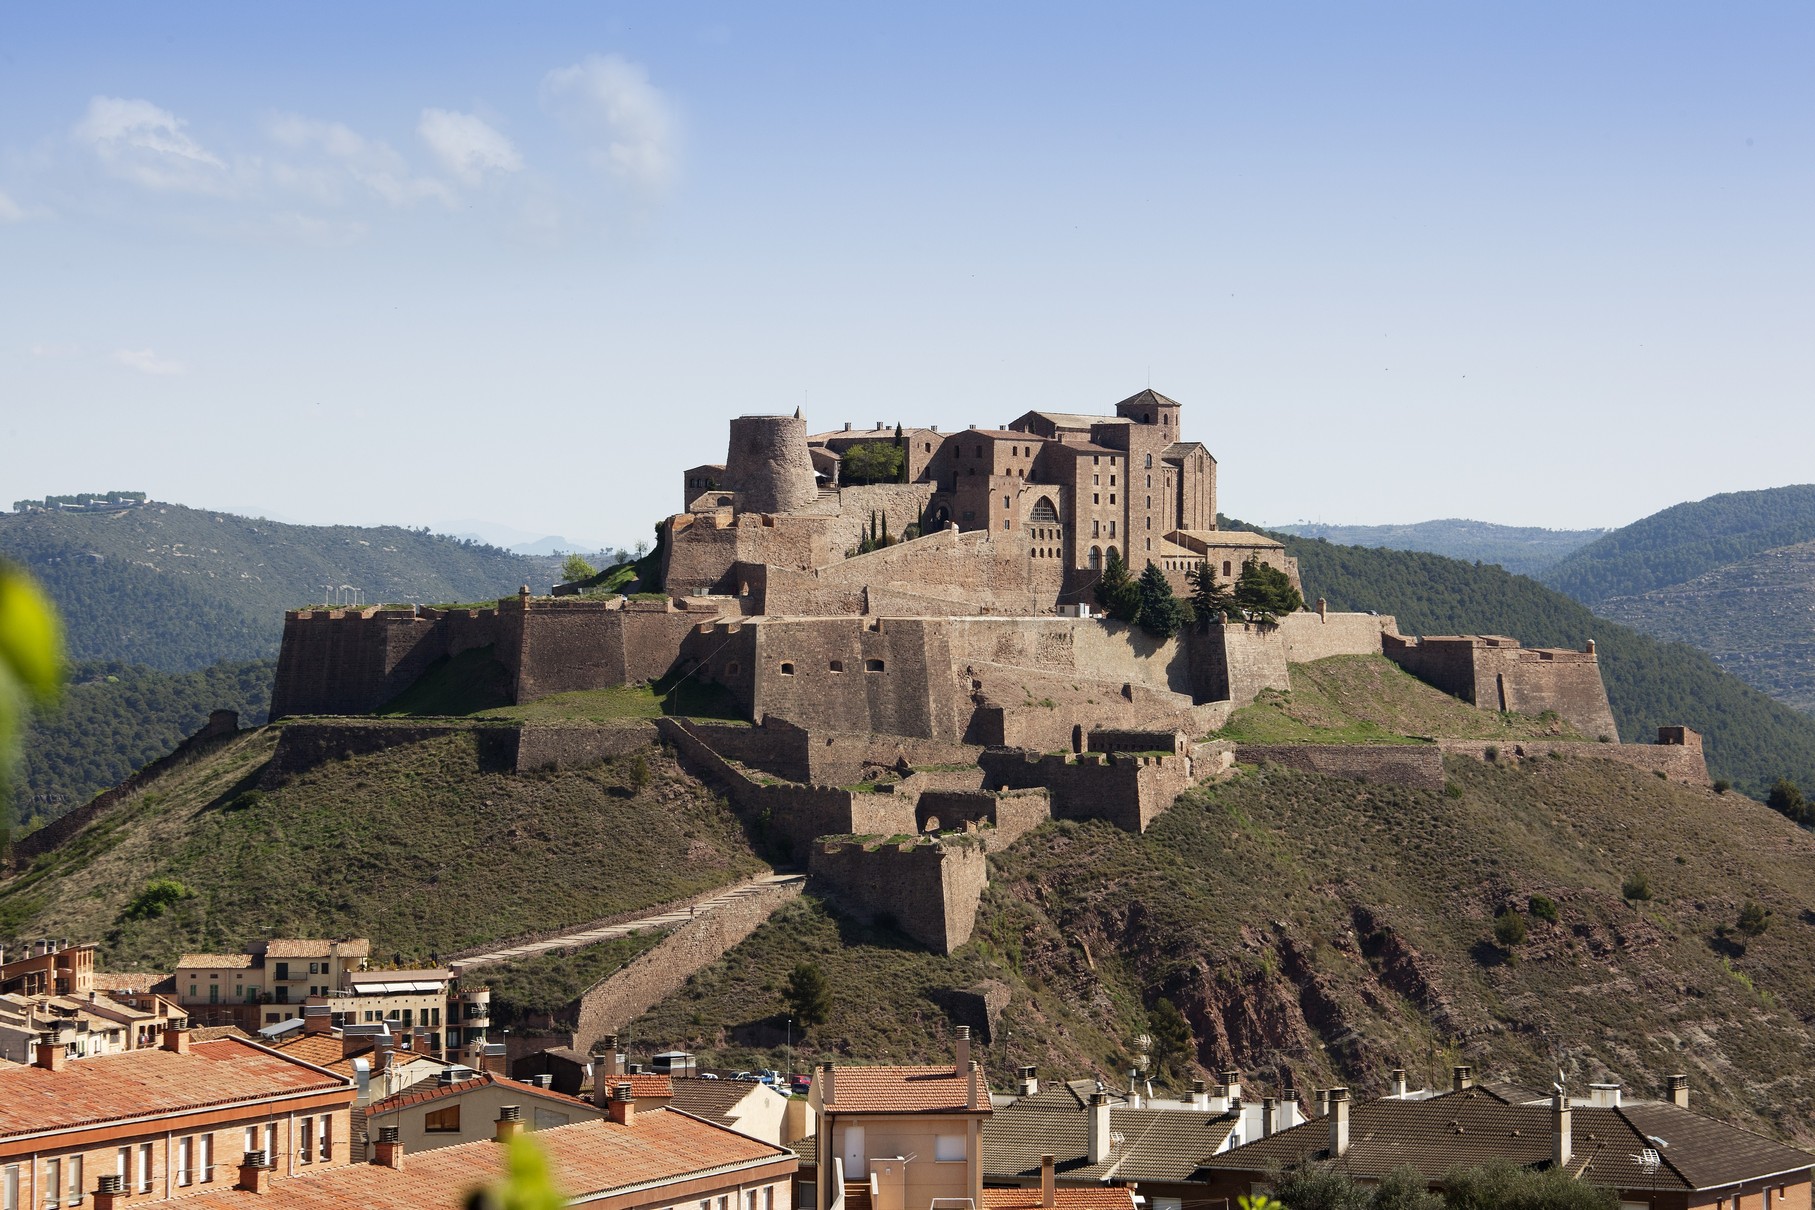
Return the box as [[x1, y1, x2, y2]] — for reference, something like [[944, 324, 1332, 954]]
[[1233, 743, 1446, 790]]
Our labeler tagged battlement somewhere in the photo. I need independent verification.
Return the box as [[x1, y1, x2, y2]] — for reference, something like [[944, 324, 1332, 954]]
[[1382, 632, 1618, 740]]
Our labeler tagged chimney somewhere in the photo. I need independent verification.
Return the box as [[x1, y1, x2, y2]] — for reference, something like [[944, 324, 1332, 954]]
[[967, 1060, 980, 1110], [1191, 1078, 1210, 1111], [1261, 1097, 1277, 1139], [303, 1005, 332, 1035], [1314, 1089, 1329, 1118], [93, 1174, 126, 1210], [1019, 1065, 1039, 1097], [163, 1026, 191, 1055], [1667, 1074, 1690, 1109], [495, 1105, 523, 1143], [373, 1035, 393, 1072], [844, 423, 852, 431], [1588, 1082, 1621, 1108], [822, 1062, 835, 1106], [1040, 1154, 1056, 1209], [1452, 1064, 1474, 1092], [1086, 1092, 1112, 1164], [34, 1040, 67, 1072], [1390, 1068, 1408, 1098], [607, 1081, 636, 1127], [955, 1025, 971, 1074], [1328, 1087, 1350, 1157], [592, 1059, 613, 1109], [372, 1127, 404, 1170], [237, 1150, 273, 1193], [1552, 1088, 1572, 1168]]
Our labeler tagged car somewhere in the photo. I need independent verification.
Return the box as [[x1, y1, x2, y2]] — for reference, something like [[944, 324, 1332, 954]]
[[758, 1069, 785, 1086], [789, 1075, 812, 1093], [698, 1072, 720, 1080], [732, 1071, 758, 1082]]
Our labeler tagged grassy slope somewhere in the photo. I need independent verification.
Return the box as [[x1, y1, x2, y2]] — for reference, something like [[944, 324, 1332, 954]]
[[632, 756, 1815, 1144], [0, 729, 764, 972], [0, 503, 568, 671], [1267, 529, 1815, 796], [1213, 656, 1583, 745], [1540, 484, 1815, 605]]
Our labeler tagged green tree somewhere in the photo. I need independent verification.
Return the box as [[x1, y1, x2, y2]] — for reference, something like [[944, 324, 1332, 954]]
[[1094, 549, 1140, 622], [1233, 557, 1304, 620], [1145, 996, 1193, 1081], [1528, 894, 1558, 923], [560, 553, 597, 583], [462, 1132, 565, 1210], [1372, 1168, 1443, 1210], [1187, 559, 1233, 625], [1621, 870, 1652, 901], [1738, 899, 1770, 936], [1492, 909, 1527, 948], [1442, 1160, 1619, 1210], [1136, 563, 1188, 639], [893, 422, 909, 483], [1767, 778, 1809, 824], [1271, 1164, 1372, 1210], [841, 442, 905, 485], [784, 961, 831, 1028]]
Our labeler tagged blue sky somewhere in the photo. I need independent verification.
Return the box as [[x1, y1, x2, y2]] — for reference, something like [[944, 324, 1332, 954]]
[[2, 3, 1810, 550]]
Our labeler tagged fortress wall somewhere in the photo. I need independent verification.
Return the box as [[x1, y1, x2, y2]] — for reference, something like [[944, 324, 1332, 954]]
[[1276, 611, 1398, 663], [664, 512, 829, 597], [513, 724, 656, 773], [977, 748, 1190, 832], [1188, 620, 1291, 708], [271, 609, 451, 718], [509, 600, 627, 700], [806, 732, 983, 787], [966, 662, 1196, 751], [1380, 635, 1478, 701], [990, 788, 1053, 849], [1233, 743, 1446, 790], [1482, 649, 1620, 741], [261, 721, 513, 787], [807, 526, 1058, 615], [944, 617, 1193, 693], [1437, 737, 1710, 785], [808, 838, 988, 953], [911, 786, 1051, 851], [668, 717, 812, 782], [825, 482, 939, 554], [619, 604, 717, 684], [570, 876, 804, 1051], [747, 617, 958, 739]]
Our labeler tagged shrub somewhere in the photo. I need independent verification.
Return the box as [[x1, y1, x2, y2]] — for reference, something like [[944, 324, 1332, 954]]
[[1528, 894, 1558, 923], [1738, 899, 1770, 936], [1444, 782, 1463, 799], [1767, 778, 1810, 824], [120, 877, 190, 922], [1483, 745, 1499, 763], [1493, 909, 1527, 948], [1713, 778, 1732, 794], [1622, 870, 1652, 901], [783, 961, 831, 1027]]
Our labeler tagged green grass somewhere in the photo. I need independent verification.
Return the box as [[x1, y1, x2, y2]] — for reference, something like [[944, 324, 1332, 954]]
[[1211, 655, 1582, 745], [380, 649, 745, 723], [0, 730, 765, 970], [479, 929, 673, 1028]]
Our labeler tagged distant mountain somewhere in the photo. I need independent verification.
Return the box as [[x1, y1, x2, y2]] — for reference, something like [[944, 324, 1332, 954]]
[[1539, 485, 1815, 606], [1254, 525, 1815, 796], [1272, 518, 1604, 576], [0, 502, 571, 672]]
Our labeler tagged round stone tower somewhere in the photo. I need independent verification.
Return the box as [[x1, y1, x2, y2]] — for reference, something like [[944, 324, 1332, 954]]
[[723, 414, 819, 514]]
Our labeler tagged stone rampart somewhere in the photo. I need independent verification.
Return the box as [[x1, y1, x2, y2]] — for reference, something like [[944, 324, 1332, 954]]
[[261, 721, 517, 786], [913, 788, 1050, 851], [723, 414, 819, 515], [570, 877, 804, 1051], [1382, 634, 1619, 741], [270, 608, 464, 718], [1275, 611, 1398, 663], [1437, 731, 1710, 785], [1233, 743, 1446, 790], [808, 837, 988, 953], [1188, 620, 1291, 708], [10, 711, 242, 872], [965, 662, 1197, 751], [512, 724, 658, 772], [977, 747, 1194, 832]]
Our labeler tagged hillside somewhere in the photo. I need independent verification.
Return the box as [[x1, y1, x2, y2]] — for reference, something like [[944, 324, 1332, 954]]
[[1274, 519, 1602, 576], [1255, 526, 1815, 797], [0, 724, 765, 971], [1594, 539, 1815, 715], [1540, 484, 1815, 606], [634, 755, 1815, 1144], [0, 502, 574, 670]]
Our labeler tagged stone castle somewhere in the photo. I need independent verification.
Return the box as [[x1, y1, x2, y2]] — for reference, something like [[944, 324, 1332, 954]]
[[270, 390, 1701, 953]]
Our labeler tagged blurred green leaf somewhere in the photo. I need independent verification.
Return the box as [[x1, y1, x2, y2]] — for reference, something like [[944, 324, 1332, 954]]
[[0, 563, 63, 701]]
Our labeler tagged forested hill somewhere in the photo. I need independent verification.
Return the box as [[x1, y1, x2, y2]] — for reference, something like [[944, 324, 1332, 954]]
[[0, 503, 570, 671], [1273, 518, 1603, 576], [1248, 525, 1815, 797], [13, 660, 275, 833], [1539, 484, 1815, 605]]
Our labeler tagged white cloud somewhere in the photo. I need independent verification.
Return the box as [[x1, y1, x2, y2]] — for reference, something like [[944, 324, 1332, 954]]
[[30, 342, 80, 358], [73, 97, 232, 194], [540, 54, 679, 190], [112, 348, 186, 376], [265, 114, 453, 208], [418, 109, 522, 186], [0, 190, 28, 222]]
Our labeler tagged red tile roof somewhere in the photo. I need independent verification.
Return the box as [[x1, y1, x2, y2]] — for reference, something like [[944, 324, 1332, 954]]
[[366, 1072, 599, 1118], [162, 1108, 794, 1208], [824, 1065, 987, 1114], [0, 1038, 351, 1139], [983, 1189, 1138, 1210], [586, 1072, 675, 1100]]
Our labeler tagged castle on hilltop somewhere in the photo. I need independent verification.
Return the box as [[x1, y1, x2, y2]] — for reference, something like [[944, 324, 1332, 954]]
[[267, 390, 1698, 959]]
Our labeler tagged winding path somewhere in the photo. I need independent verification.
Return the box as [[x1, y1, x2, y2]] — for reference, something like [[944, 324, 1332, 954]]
[[448, 871, 805, 974]]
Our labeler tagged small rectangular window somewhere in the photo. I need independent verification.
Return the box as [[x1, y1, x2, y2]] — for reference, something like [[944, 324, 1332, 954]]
[[65, 1156, 81, 1204], [426, 1105, 462, 1133], [201, 1133, 213, 1182], [779, 662, 795, 676], [864, 659, 885, 673], [3, 1165, 16, 1210], [300, 1117, 315, 1164], [934, 1134, 965, 1162], [137, 1142, 153, 1193], [40, 1158, 58, 1210], [178, 1136, 193, 1186]]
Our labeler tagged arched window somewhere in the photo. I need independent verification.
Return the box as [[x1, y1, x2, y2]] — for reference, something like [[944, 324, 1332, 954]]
[[1030, 497, 1060, 524], [1089, 546, 1102, 570], [1107, 546, 1119, 564], [1145, 453, 1153, 468]]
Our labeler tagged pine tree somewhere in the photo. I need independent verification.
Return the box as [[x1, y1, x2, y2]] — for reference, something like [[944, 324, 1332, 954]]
[[880, 511, 891, 547], [784, 961, 831, 1027], [1187, 559, 1232, 625], [1233, 557, 1304, 620], [1137, 562, 1187, 638], [1094, 548, 1140, 622], [894, 423, 909, 482]]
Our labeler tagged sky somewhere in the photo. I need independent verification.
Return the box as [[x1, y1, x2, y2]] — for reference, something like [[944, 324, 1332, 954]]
[[2, 3, 1811, 551]]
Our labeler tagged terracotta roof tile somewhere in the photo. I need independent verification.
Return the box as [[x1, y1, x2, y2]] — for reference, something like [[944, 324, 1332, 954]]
[[983, 1189, 1138, 1210], [264, 940, 337, 959], [583, 1072, 675, 1100], [824, 1065, 987, 1114], [189, 1026, 254, 1043], [269, 1034, 365, 1069], [177, 953, 257, 969], [90, 971, 171, 991], [670, 1076, 771, 1125], [0, 1038, 351, 1139], [162, 1107, 794, 1209], [365, 1072, 600, 1118]]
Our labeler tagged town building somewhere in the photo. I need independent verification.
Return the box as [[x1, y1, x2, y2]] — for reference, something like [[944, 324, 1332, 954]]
[[172, 939, 371, 1031], [360, 1069, 657, 1154], [1196, 1077, 1815, 1210], [0, 988, 187, 1063], [0, 1029, 354, 1208], [671, 1075, 815, 1147], [0, 939, 93, 998]]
